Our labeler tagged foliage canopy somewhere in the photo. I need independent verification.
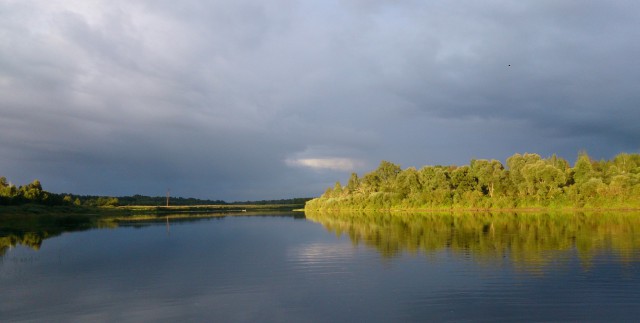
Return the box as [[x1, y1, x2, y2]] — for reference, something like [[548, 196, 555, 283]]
[[306, 152, 640, 210]]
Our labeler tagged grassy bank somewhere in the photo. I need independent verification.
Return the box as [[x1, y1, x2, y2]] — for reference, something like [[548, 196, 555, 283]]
[[0, 203, 303, 217]]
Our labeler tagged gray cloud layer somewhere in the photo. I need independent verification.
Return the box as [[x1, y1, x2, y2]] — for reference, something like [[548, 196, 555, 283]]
[[1, 0, 639, 200]]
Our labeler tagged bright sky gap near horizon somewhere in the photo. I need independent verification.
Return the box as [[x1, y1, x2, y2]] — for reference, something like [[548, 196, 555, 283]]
[[1, 1, 639, 201]]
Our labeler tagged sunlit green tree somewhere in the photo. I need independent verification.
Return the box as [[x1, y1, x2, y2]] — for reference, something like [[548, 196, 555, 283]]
[[573, 151, 595, 185], [470, 159, 505, 198], [346, 173, 360, 193]]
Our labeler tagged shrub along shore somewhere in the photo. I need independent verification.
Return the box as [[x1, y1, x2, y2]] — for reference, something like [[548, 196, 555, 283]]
[[305, 152, 640, 211]]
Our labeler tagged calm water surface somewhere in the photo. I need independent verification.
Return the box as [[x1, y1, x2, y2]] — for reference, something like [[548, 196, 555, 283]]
[[2, 211, 640, 322]]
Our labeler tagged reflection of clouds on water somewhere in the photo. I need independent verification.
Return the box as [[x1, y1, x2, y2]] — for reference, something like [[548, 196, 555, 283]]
[[287, 243, 360, 277], [4, 215, 640, 321], [290, 243, 356, 263], [0, 222, 314, 322]]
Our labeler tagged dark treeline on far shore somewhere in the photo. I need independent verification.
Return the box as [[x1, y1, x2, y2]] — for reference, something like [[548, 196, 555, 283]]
[[306, 152, 640, 210], [0, 179, 225, 208], [229, 198, 313, 205], [117, 195, 311, 206], [117, 195, 226, 206], [0, 177, 309, 209]]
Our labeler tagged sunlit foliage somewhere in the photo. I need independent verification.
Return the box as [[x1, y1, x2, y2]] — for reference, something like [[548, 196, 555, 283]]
[[306, 152, 640, 210], [0, 177, 120, 207]]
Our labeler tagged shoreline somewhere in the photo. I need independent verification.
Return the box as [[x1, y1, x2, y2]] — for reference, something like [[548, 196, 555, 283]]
[[305, 206, 640, 213], [0, 203, 303, 217]]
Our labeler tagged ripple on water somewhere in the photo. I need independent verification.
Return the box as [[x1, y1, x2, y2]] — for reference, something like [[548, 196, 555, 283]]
[[287, 243, 360, 276]]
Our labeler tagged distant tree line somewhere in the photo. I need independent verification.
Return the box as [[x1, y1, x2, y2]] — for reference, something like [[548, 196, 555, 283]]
[[305, 152, 640, 210], [1, 177, 309, 208], [0, 182, 226, 207], [230, 198, 313, 205], [116, 195, 226, 206]]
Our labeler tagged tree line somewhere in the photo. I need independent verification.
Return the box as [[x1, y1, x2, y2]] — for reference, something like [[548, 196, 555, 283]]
[[0, 181, 224, 207], [117, 195, 226, 206], [229, 197, 313, 205], [305, 152, 640, 210], [0, 177, 121, 207], [1, 177, 57, 206], [0, 177, 308, 208]]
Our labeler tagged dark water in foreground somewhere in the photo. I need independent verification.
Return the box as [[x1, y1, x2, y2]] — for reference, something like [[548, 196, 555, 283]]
[[2, 211, 640, 322]]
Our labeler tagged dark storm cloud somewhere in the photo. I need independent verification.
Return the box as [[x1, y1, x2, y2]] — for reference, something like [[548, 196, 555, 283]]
[[1, 0, 638, 200]]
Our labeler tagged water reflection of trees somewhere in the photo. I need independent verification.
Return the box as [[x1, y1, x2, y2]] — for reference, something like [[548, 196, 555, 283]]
[[0, 213, 206, 255], [305, 210, 640, 268], [0, 214, 97, 256], [1, 212, 301, 256]]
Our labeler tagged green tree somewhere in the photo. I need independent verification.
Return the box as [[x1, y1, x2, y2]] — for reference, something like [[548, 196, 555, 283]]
[[470, 159, 505, 198], [579, 178, 606, 201], [374, 161, 402, 192], [506, 153, 542, 198], [95, 197, 119, 207], [333, 181, 343, 196], [322, 186, 334, 198], [417, 166, 451, 206], [395, 167, 421, 199], [346, 173, 360, 193], [375, 161, 402, 182], [573, 151, 594, 185], [361, 173, 381, 193], [0, 177, 17, 201], [418, 166, 450, 191], [450, 166, 475, 193], [19, 179, 46, 202], [522, 161, 566, 201], [450, 166, 478, 205]]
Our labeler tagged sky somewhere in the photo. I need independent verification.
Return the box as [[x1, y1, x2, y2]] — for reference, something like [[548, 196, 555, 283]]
[[1, 0, 639, 201]]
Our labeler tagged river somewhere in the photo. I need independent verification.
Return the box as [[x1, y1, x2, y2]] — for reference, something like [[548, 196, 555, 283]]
[[1, 211, 640, 322]]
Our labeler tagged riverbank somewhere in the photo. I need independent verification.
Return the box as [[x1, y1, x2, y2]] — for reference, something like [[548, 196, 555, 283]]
[[0, 203, 304, 217], [304, 205, 640, 214]]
